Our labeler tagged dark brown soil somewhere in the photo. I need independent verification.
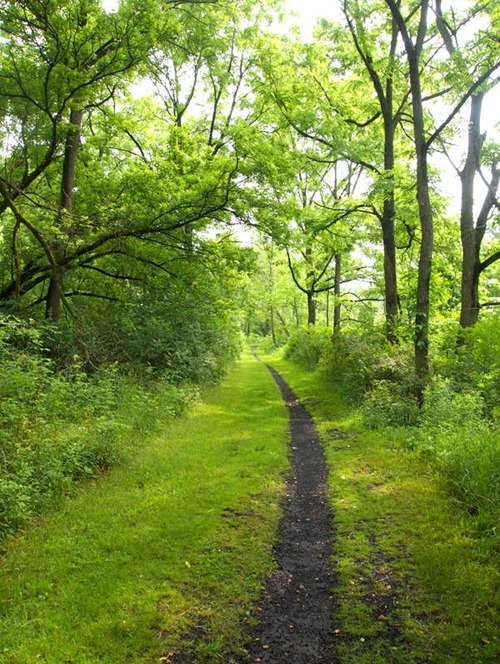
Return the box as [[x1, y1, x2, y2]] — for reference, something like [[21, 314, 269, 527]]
[[243, 363, 339, 663]]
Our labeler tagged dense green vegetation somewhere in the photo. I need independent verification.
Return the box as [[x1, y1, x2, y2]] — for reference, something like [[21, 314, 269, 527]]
[[0, 316, 199, 542], [282, 323, 500, 543], [0, 0, 499, 659], [0, 351, 289, 663]]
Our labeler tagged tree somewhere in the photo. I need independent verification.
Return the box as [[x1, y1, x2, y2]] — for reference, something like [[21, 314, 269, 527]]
[[341, 0, 408, 342], [0, 0, 275, 327], [383, 0, 499, 389], [434, 0, 500, 330], [0, 0, 156, 319]]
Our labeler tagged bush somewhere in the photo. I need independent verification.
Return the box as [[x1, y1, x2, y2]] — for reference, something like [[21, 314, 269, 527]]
[[284, 326, 332, 370], [362, 380, 420, 428], [433, 313, 500, 422], [405, 378, 500, 537], [0, 317, 196, 544], [53, 288, 243, 384], [319, 332, 418, 409]]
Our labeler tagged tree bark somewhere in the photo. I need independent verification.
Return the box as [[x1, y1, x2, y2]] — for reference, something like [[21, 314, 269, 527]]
[[46, 109, 83, 322], [270, 304, 277, 344], [458, 93, 500, 331], [386, 0, 433, 389], [307, 291, 316, 325], [45, 266, 64, 322], [381, 116, 400, 343], [333, 253, 341, 334], [459, 94, 483, 329], [344, 3, 401, 343], [276, 309, 291, 337], [434, 3, 500, 331], [60, 109, 83, 213]]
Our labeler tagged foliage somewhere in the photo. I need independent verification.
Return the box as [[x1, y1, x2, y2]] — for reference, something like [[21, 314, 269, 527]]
[[0, 316, 195, 543], [406, 377, 500, 538], [320, 331, 415, 403], [284, 326, 419, 425], [362, 378, 420, 428], [284, 325, 332, 370]]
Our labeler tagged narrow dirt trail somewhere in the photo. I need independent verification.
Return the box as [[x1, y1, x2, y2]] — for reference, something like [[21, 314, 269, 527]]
[[245, 360, 339, 663]]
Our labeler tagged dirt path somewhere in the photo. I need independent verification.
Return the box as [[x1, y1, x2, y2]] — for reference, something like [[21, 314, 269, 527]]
[[244, 361, 338, 663]]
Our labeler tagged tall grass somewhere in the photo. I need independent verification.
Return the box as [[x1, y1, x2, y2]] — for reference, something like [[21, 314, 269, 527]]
[[412, 379, 500, 535]]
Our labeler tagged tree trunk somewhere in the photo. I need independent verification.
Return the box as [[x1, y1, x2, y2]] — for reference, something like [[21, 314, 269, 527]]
[[381, 116, 400, 343], [459, 94, 483, 329], [270, 304, 276, 344], [307, 291, 316, 325], [333, 253, 341, 334], [344, 5, 400, 343], [276, 309, 291, 338], [46, 109, 83, 322], [413, 127, 433, 384], [60, 109, 83, 213], [386, 0, 433, 389], [293, 300, 300, 328], [45, 266, 64, 322], [434, 5, 500, 331]]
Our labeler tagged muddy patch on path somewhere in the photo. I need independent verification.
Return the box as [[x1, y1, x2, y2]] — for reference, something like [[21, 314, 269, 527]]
[[243, 362, 339, 663]]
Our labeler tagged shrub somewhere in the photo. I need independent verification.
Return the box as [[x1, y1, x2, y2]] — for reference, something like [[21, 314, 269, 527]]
[[319, 332, 417, 409], [0, 317, 196, 544], [406, 377, 500, 538], [284, 326, 332, 370], [362, 380, 420, 429], [432, 312, 500, 422]]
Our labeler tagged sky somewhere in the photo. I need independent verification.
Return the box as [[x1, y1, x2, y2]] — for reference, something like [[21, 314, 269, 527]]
[[283, 0, 339, 36]]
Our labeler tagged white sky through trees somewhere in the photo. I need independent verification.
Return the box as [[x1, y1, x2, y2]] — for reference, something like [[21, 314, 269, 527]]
[[100, 0, 498, 175]]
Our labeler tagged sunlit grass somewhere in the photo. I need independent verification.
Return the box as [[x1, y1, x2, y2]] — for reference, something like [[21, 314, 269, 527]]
[[261, 350, 500, 663], [0, 349, 289, 663]]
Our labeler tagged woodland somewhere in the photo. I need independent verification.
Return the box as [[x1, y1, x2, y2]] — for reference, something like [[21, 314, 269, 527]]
[[0, 0, 499, 588], [0, 1, 499, 662]]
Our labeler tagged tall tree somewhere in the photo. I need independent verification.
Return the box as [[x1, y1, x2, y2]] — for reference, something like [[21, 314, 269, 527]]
[[434, 0, 500, 330], [341, 0, 408, 342], [384, 0, 499, 389]]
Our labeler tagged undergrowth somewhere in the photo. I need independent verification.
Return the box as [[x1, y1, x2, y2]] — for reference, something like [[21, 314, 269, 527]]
[[0, 317, 194, 544], [282, 320, 500, 542]]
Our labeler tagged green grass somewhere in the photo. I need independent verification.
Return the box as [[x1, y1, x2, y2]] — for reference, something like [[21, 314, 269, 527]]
[[0, 349, 289, 664], [3, 345, 499, 663], [261, 349, 500, 664]]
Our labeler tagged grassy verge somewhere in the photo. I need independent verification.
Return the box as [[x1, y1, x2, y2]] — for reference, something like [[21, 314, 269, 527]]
[[0, 349, 289, 664], [262, 350, 500, 664]]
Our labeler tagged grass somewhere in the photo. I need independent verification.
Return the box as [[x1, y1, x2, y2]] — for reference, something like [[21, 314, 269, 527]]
[[0, 348, 289, 664], [261, 349, 500, 664], [2, 344, 499, 663]]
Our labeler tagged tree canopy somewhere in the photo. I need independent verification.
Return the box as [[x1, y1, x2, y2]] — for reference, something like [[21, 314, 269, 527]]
[[0, 0, 498, 385]]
